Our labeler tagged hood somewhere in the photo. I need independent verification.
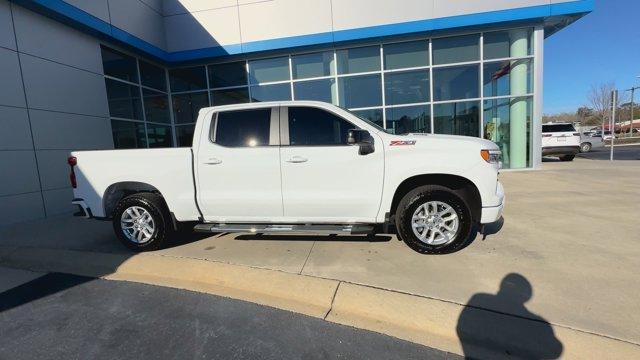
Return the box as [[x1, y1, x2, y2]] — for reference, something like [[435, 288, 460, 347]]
[[388, 133, 499, 151]]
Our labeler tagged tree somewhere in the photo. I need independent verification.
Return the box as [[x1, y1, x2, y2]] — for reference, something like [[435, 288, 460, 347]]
[[587, 82, 628, 129], [576, 106, 593, 121]]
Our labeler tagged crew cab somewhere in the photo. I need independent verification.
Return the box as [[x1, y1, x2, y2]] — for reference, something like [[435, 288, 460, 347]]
[[69, 101, 504, 254]]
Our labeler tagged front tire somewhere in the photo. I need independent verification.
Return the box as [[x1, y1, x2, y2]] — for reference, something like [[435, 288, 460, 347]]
[[559, 155, 575, 161], [112, 192, 172, 251], [395, 185, 473, 254]]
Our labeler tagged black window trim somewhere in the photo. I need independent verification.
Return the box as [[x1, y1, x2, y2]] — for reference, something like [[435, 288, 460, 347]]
[[209, 106, 279, 148], [280, 105, 362, 147]]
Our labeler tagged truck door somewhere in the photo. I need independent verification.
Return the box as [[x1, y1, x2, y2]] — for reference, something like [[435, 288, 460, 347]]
[[196, 107, 283, 222], [279, 106, 384, 223]]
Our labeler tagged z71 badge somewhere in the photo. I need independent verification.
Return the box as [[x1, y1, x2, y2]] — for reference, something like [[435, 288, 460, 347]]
[[390, 140, 416, 146]]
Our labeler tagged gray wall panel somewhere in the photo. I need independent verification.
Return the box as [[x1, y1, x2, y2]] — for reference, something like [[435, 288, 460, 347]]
[[0, 150, 41, 197], [35, 149, 73, 191], [433, 0, 549, 18], [0, 0, 16, 50], [30, 110, 113, 150], [12, 5, 103, 74], [0, 192, 45, 226], [163, 0, 236, 16], [139, 0, 163, 14], [238, 0, 333, 44], [0, 47, 26, 108], [164, 6, 240, 52], [332, 0, 434, 32], [0, 105, 31, 150], [42, 187, 75, 216], [109, 0, 166, 49], [19, 54, 108, 117], [63, 0, 110, 23]]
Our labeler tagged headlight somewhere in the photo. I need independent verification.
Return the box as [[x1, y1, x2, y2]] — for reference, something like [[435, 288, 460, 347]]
[[480, 149, 502, 169]]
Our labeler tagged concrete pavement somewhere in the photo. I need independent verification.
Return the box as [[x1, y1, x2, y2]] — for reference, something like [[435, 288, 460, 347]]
[[1, 157, 639, 358]]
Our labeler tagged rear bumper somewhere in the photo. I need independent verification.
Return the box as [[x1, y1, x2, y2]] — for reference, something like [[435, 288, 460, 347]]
[[542, 146, 580, 156], [480, 181, 504, 224]]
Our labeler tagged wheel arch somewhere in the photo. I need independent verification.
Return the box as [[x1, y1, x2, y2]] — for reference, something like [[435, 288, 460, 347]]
[[103, 181, 165, 218], [389, 174, 482, 223]]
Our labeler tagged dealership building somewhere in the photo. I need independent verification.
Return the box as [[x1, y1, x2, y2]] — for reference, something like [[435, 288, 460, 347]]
[[0, 0, 592, 225]]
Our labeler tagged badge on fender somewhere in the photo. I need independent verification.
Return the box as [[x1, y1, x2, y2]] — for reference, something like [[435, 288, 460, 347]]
[[390, 140, 416, 146]]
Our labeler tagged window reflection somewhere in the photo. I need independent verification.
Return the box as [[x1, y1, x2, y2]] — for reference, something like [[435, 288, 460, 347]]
[[293, 79, 336, 104], [386, 105, 430, 134], [249, 57, 290, 84], [433, 64, 479, 101], [432, 34, 479, 65], [250, 83, 291, 102], [434, 101, 480, 137], [337, 46, 380, 74], [338, 74, 382, 108], [384, 70, 429, 105], [105, 79, 143, 120]]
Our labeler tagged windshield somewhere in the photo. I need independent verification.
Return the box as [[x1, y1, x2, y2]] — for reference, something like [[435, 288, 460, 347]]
[[343, 108, 394, 134]]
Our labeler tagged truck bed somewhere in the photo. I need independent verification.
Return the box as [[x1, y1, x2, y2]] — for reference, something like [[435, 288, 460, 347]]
[[71, 148, 200, 221]]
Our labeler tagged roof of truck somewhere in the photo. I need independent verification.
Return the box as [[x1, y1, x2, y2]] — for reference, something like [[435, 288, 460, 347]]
[[199, 100, 338, 113]]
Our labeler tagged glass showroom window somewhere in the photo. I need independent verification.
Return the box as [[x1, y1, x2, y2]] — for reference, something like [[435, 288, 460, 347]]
[[481, 29, 534, 169], [101, 46, 173, 149], [248, 57, 292, 101], [100, 28, 535, 165], [168, 66, 210, 147]]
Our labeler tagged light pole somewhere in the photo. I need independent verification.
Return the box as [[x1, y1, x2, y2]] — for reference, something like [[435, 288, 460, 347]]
[[624, 84, 640, 137], [610, 89, 617, 161]]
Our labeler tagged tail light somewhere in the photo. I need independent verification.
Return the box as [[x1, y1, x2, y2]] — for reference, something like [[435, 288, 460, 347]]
[[68, 156, 77, 188]]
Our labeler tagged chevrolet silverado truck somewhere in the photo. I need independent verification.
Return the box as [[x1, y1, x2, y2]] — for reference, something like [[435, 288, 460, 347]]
[[69, 101, 504, 254]]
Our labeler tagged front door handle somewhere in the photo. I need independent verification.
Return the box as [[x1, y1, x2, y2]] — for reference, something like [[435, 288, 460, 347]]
[[286, 156, 308, 163], [204, 157, 222, 165]]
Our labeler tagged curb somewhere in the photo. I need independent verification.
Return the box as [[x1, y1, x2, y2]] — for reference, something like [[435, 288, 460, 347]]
[[1, 246, 639, 359]]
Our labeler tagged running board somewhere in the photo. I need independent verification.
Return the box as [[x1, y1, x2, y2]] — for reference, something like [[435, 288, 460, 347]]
[[193, 223, 374, 235]]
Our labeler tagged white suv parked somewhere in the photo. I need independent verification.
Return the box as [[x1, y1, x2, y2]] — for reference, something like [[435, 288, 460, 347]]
[[69, 101, 504, 254], [542, 123, 581, 161]]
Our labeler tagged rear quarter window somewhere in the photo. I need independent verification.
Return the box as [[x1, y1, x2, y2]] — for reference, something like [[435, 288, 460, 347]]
[[214, 108, 271, 147]]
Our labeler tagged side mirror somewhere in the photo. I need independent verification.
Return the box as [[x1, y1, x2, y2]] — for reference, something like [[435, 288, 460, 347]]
[[347, 129, 375, 155]]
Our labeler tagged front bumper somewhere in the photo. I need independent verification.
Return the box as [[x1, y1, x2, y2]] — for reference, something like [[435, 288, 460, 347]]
[[480, 181, 504, 224], [542, 146, 580, 156]]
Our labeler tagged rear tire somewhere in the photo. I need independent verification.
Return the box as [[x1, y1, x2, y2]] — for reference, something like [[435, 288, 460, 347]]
[[395, 185, 473, 254], [580, 142, 591, 153], [559, 155, 575, 161], [112, 192, 172, 251]]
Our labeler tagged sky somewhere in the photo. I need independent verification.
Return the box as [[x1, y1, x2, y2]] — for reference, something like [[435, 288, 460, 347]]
[[543, 0, 640, 114]]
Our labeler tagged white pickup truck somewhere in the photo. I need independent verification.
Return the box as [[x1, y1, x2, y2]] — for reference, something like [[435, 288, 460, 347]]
[[69, 101, 504, 254]]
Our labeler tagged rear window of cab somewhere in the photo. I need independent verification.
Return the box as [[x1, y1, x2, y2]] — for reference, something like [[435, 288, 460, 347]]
[[542, 124, 576, 133]]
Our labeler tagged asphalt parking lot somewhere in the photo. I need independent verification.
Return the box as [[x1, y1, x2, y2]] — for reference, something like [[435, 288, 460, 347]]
[[0, 269, 453, 360], [0, 155, 638, 357], [575, 143, 640, 161]]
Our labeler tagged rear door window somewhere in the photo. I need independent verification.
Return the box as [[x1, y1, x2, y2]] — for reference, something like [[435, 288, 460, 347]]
[[542, 124, 576, 133], [287, 106, 356, 146], [214, 109, 271, 147]]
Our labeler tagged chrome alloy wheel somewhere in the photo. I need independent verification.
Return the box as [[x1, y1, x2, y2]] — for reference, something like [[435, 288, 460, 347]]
[[120, 206, 155, 244], [411, 201, 459, 246]]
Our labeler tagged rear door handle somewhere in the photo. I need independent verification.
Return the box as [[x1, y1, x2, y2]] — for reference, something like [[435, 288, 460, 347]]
[[286, 156, 308, 163], [204, 157, 222, 165]]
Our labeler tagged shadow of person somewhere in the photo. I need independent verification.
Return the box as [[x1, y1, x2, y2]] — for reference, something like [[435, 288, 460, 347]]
[[456, 273, 563, 359]]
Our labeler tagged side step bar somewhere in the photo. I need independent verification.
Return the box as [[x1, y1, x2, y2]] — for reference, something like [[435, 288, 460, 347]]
[[193, 223, 374, 235]]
